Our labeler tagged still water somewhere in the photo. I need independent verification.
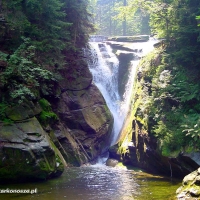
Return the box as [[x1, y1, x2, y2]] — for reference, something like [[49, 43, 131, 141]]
[[0, 166, 181, 200]]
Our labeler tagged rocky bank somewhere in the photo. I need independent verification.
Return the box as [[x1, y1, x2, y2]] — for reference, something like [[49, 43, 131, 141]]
[[177, 168, 200, 199], [107, 40, 200, 179], [0, 52, 113, 182]]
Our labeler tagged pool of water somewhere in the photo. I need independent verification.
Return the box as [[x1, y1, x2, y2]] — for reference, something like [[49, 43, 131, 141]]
[[0, 166, 181, 200]]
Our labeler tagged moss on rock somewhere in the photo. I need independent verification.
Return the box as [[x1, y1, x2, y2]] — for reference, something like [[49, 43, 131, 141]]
[[0, 117, 64, 182], [177, 168, 200, 199]]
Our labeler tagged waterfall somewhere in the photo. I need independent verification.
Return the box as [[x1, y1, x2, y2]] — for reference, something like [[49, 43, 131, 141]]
[[86, 37, 157, 146]]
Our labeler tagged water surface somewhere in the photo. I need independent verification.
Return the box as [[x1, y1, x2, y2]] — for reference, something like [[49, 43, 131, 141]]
[[0, 166, 181, 200]]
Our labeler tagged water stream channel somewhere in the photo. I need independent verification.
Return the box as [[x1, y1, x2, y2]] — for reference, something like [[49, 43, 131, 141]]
[[0, 167, 180, 200], [1, 38, 182, 200]]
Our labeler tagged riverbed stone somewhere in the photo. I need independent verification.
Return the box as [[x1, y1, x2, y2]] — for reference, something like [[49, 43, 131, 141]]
[[177, 168, 200, 199], [183, 171, 198, 185], [106, 158, 119, 167]]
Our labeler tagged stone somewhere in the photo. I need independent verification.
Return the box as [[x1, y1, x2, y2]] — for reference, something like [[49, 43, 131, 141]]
[[177, 168, 200, 199], [59, 61, 92, 91], [189, 187, 200, 196], [108, 144, 122, 161], [115, 51, 135, 97], [195, 175, 200, 185], [183, 152, 200, 166], [5, 102, 42, 121], [106, 159, 119, 167], [0, 117, 64, 182], [183, 171, 198, 185]]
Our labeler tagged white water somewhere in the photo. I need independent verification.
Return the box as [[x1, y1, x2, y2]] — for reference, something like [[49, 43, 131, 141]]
[[87, 38, 157, 146]]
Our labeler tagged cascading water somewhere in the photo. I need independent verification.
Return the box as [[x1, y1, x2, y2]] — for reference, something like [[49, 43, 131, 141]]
[[87, 42, 122, 145], [86, 37, 157, 146]]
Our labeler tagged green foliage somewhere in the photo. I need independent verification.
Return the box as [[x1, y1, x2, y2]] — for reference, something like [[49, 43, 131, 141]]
[[0, 103, 9, 120], [63, 0, 95, 47], [39, 98, 51, 111], [127, 0, 200, 157], [181, 114, 200, 146], [0, 38, 54, 103], [39, 110, 58, 125], [38, 98, 58, 125], [0, 103, 14, 125], [89, 0, 150, 36], [132, 38, 200, 155]]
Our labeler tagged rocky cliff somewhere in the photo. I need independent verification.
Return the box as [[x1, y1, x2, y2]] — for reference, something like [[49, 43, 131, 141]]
[[108, 41, 200, 179], [0, 52, 113, 182]]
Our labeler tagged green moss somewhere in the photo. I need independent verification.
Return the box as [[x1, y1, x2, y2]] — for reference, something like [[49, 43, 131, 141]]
[[0, 103, 14, 125], [38, 98, 58, 126], [39, 98, 51, 111], [39, 110, 58, 124], [116, 162, 127, 169]]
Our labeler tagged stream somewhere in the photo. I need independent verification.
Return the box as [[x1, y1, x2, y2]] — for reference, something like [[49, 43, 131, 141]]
[[0, 166, 180, 200]]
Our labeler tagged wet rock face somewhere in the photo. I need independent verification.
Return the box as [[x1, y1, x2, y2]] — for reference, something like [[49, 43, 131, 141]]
[[56, 83, 113, 166], [116, 51, 134, 98], [177, 168, 200, 199], [113, 119, 199, 178], [0, 117, 63, 182], [108, 35, 149, 42], [59, 60, 92, 91], [128, 120, 199, 178]]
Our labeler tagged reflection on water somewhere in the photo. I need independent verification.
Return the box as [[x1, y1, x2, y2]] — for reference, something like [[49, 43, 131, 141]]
[[0, 166, 180, 200]]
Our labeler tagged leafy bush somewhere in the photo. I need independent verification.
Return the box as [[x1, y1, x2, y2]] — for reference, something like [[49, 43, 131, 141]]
[[133, 45, 200, 156], [0, 38, 54, 103]]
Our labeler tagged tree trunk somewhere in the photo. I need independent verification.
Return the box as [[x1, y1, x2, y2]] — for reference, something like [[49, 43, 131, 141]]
[[122, 0, 127, 36]]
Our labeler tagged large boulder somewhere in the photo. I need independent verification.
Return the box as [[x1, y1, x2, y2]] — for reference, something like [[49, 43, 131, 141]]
[[58, 59, 92, 91], [0, 117, 64, 182], [176, 168, 200, 199]]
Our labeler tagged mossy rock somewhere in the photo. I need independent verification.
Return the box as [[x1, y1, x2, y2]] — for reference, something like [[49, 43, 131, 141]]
[[177, 168, 200, 199], [5, 102, 42, 121], [0, 117, 64, 182]]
